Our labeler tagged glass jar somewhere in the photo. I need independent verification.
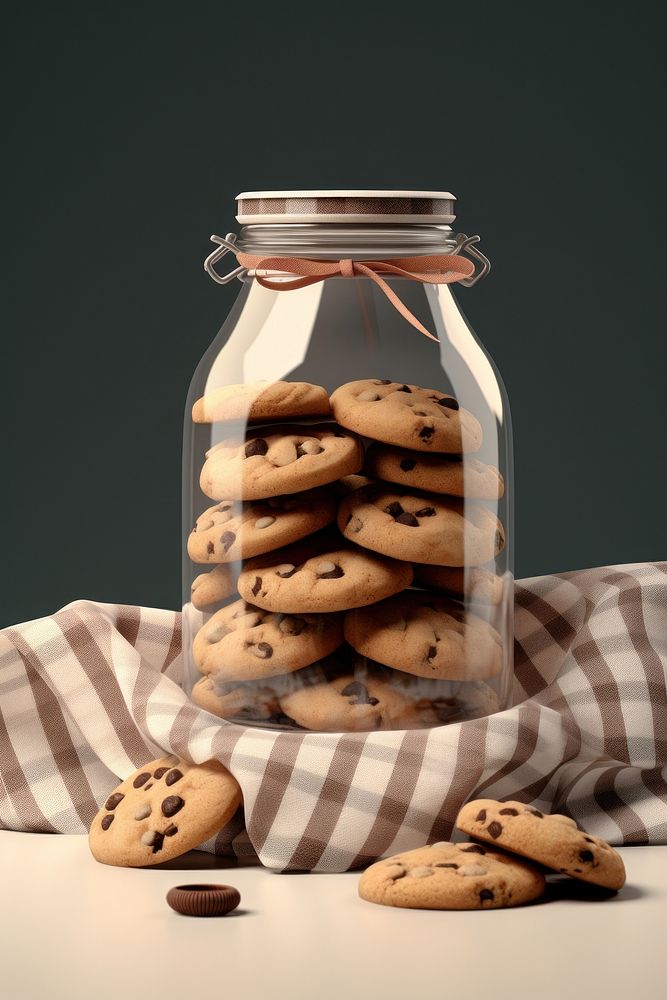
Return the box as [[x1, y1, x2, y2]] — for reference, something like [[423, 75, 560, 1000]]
[[182, 190, 513, 733]]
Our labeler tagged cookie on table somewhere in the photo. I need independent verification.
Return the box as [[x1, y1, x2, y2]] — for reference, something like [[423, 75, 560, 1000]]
[[359, 842, 545, 909], [456, 799, 626, 891], [338, 484, 504, 566], [200, 425, 363, 501], [191, 565, 235, 610], [187, 489, 336, 564], [193, 598, 344, 681], [365, 443, 504, 499], [413, 565, 505, 606], [237, 532, 413, 613], [330, 379, 483, 453], [192, 380, 331, 424], [345, 592, 503, 680], [89, 756, 242, 868]]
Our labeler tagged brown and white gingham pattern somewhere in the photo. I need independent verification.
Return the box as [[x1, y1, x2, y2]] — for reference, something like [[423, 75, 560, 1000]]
[[1, 563, 666, 870]]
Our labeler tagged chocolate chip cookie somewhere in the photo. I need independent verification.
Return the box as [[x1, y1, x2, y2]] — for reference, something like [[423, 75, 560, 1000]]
[[191, 674, 302, 727], [456, 799, 626, 891], [359, 842, 545, 909], [187, 489, 336, 563], [190, 564, 236, 610], [330, 379, 483, 453], [88, 756, 242, 868], [200, 425, 363, 501], [193, 599, 344, 681], [372, 666, 500, 723], [192, 380, 331, 424], [237, 532, 413, 613], [345, 591, 503, 680], [338, 484, 504, 566], [365, 443, 504, 499], [413, 565, 505, 606], [277, 669, 429, 732]]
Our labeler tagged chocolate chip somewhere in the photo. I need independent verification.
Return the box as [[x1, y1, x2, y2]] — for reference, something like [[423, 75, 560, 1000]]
[[479, 888, 494, 902], [499, 807, 519, 816], [162, 795, 185, 818], [133, 772, 151, 789], [221, 530, 236, 553], [101, 814, 114, 830], [153, 767, 170, 779], [165, 769, 183, 787], [374, 379, 392, 385], [427, 644, 437, 659], [487, 821, 503, 838], [398, 384, 412, 393], [319, 565, 344, 579], [495, 530, 503, 551], [276, 564, 297, 578], [105, 792, 124, 811], [476, 809, 487, 822], [251, 576, 262, 596], [528, 808, 544, 818], [384, 501, 404, 517], [396, 512, 419, 526], [579, 849, 594, 863], [461, 845, 486, 854], [418, 426, 434, 440], [164, 824, 178, 837], [584, 837, 595, 843], [399, 458, 417, 471], [435, 863, 459, 869], [341, 681, 378, 705], [415, 507, 436, 517], [438, 397, 459, 410], [573, 868, 582, 873], [207, 541, 215, 555], [254, 642, 273, 659], [144, 783, 153, 790], [245, 438, 268, 457], [151, 832, 165, 854]]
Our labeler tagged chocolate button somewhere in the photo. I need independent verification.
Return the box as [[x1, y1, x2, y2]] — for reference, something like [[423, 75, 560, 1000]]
[[162, 795, 185, 817], [166, 884, 241, 917]]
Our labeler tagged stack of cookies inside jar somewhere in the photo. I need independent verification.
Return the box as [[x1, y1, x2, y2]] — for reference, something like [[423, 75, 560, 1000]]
[[186, 378, 507, 733]]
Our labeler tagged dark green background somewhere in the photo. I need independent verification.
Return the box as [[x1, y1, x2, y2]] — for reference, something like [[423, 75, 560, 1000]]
[[3, 2, 665, 626]]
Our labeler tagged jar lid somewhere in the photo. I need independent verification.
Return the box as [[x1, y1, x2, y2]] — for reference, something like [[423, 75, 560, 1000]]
[[235, 190, 456, 225]]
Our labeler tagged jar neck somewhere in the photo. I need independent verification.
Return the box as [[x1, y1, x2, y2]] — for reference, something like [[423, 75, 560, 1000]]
[[236, 224, 458, 260]]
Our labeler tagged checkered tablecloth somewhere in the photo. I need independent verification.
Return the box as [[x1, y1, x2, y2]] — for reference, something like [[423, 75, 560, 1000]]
[[1, 563, 665, 871]]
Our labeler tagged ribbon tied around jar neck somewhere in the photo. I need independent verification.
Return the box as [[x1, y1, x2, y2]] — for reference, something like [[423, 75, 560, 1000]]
[[205, 235, 485, 342], [235, 253, 476, 341]]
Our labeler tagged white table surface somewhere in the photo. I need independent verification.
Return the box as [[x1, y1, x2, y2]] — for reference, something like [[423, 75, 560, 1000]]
[[1, 833, 665, 1000]]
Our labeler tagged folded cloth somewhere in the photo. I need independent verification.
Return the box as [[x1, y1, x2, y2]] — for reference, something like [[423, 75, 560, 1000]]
[[1, 563, 665, 871]]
